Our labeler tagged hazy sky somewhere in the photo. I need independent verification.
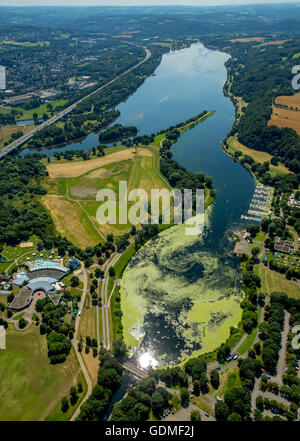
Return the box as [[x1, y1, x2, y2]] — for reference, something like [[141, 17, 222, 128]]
[[0, 0, 299, 7]]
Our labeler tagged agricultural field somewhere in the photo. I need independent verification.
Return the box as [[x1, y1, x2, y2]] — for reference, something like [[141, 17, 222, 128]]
[[228, 37, 265, 43], [1, 40, 50, 47], [268, 93, 300, 136], [0, 326, 84, 421], [43, 146, 169, 242], [229, 136, 290, 173]]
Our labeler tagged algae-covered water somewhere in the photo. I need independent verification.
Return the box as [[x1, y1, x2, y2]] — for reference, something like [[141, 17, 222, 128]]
[[121, 213, 243, 365], [118, 43, 255, 365]]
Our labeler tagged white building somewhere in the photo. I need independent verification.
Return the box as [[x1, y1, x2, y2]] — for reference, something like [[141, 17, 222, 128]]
[[0, 66, 6, 90]]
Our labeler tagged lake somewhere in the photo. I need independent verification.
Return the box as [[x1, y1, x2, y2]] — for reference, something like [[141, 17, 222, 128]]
[[116, 43, 255, 366], [22, 43, 255, 366]]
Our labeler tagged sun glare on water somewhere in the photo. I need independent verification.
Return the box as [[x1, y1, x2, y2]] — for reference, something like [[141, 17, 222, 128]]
[[138, 352, 158, 370]]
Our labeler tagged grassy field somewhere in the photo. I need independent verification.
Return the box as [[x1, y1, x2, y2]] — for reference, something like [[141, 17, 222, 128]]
[[210, 364, 242, 399], [1, 40, 50, 47], [0, 326, 84, 421], [228, 136, 290, 174], [152, 110, 215, 148], [14, 100, 67, 121], [43, 146, 169, 241], [229, 37, 265, 43], [78, 294, 98, 341], [0, 124, 34, 149], [45, 370, 87, 421], [41, 195, 101, 248], [46, 147, 151, 178], [0, 100, 67, 122], [255, 263, 300, 299], [0, 235, 40, 272]]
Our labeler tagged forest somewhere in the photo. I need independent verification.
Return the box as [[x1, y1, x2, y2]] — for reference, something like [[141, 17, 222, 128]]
[[209, 38, 300, 174], [0, 156, 54, 246]]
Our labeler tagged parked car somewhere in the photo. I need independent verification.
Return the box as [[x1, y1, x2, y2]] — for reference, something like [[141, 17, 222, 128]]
[[216, 396, 223, 402]]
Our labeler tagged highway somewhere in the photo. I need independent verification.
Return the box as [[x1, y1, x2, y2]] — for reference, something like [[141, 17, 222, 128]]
[[0, 45, 151, 159]]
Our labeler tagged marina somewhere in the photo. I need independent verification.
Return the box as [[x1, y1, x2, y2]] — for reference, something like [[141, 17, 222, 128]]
[[241, 184, 273, 223]]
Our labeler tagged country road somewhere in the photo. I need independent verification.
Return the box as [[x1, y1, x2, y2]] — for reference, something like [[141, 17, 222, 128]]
[[0, 45, 151, 159]]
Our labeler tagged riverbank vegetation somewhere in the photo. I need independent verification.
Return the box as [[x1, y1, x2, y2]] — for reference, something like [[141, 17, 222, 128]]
[[21, 45, 168, 151], [77, 348, 123, 421], [110, 375, 181, 421], [209, 37, 300, 175]]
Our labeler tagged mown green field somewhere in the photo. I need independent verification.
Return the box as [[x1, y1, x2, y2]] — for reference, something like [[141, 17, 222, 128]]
[[255, 263, 300, 299], [0, 327, 84, 421], [42, 146, 169, 243], [15, 99, 67, 120]]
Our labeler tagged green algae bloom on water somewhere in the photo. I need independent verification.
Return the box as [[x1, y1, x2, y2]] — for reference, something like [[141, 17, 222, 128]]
[[120, 212, 243, 365]]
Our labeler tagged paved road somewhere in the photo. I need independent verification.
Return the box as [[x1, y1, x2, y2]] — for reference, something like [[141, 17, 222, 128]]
[[0, 46, 151, 159], [70, 266, 93, 421]]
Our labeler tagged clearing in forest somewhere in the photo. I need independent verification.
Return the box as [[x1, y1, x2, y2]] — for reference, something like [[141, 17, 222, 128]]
[[268, 93, 300, 136]]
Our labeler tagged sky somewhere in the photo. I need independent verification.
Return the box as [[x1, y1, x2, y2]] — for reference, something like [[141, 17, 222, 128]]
[[0, 0, 299, 7]]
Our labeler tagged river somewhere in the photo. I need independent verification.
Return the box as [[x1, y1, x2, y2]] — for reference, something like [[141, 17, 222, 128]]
[[116, 43, 255, 367], [23, 43, 254, 367]]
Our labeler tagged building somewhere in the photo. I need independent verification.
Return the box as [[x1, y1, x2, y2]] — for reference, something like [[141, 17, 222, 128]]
[[0, 66, 6, 90], [10, 262, 70, 310], [274, 237, 295, 254], [4, 93, 37, 106], [288, 194, 300, 209]]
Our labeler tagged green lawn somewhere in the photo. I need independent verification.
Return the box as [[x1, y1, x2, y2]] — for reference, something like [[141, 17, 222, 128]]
[[44, 371, 87, 421], [152, 110, 215, 148], [237, 305, 262, 355], [216, 364, 242, 398], [14, 99, 67, 121], [114, 242, 136, 279], [0, 326, 84, 421], [1, 235, 39, 261], [255, 264, 300, 299]]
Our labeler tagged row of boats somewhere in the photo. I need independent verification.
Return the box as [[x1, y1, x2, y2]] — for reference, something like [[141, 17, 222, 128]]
[[241, 184, 274, 223]]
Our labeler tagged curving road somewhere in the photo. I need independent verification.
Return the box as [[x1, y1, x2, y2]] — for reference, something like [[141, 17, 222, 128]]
[[0, 46, 151, 159]]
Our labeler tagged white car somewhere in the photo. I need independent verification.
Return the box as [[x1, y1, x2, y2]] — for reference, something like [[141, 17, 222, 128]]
[[216, 396, 223, 402], [78, 310, 81, 316]]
